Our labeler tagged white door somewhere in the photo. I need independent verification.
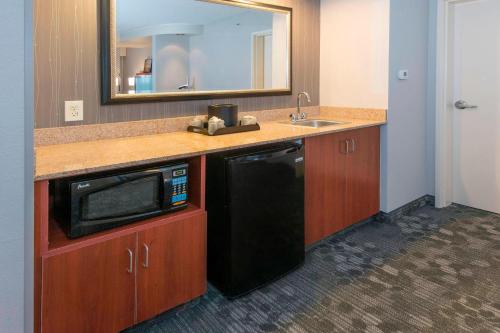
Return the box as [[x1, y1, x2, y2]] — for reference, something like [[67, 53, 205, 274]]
[[451, 0, 500, 214], [252, 32, 273, 89], [263, 34, 273, 89]]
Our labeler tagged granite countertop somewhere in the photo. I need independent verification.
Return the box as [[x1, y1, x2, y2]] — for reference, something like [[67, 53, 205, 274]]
[[35, 113, 386, 181]]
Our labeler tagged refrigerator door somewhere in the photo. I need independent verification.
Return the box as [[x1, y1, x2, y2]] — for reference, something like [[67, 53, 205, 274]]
[[224, 144, 305, 297]]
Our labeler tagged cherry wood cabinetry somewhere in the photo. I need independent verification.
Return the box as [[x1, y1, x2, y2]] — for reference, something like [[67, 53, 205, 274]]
[[304, 131, 348, 244], [34, 131, 381, 331], [41, 212, 206, 333], [137, 213, 206, 322], [35, 156, 207, 333], [305, 127, 380, 245], [41, 235, 136, 333], [345, 127, 380, 228]]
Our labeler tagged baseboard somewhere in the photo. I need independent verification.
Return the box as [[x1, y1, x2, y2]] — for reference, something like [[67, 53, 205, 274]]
[[376, 195, 435, 223], [305, 195, 435, 252], [305, 215, 378, 251]]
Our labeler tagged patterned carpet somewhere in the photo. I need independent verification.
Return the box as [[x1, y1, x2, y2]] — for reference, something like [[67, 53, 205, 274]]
[[125, 204, 500, 333]]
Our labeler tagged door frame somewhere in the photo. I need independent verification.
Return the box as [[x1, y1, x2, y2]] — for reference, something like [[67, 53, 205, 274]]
[[434, 0, 480, 208], [251, 30, 273, 89]]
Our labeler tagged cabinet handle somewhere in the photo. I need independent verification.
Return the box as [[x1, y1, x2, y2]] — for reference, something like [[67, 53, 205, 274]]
[[142, 244, 149, 268], [351, 139, 356, 153], [127, 249, 133, 274], [345, 140, 350, 154]]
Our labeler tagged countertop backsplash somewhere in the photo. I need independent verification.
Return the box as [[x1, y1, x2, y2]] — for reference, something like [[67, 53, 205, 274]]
[[33, 106, 388, 147], [34, 106, 320, 146]]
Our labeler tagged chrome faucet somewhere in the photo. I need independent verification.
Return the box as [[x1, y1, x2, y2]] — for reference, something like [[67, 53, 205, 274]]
[[291, 92, 311, 122]]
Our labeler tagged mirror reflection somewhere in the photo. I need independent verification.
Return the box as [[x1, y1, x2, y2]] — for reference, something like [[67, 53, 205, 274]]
[[112, 0, 291, 96]]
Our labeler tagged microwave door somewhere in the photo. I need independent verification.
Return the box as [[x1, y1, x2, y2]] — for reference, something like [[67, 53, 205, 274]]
[[71, 170, 165, 236]]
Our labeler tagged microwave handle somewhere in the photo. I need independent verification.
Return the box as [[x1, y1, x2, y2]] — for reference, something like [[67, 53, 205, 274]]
[[230, 145, 303, 163]]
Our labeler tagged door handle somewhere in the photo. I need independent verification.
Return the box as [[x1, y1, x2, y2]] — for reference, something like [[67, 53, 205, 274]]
[[142, 244, 149, 268], [345, 140, 350, 154], [126, 249, 134, 274], [351, 139, 356, 153], [454, 100, 478, 110]]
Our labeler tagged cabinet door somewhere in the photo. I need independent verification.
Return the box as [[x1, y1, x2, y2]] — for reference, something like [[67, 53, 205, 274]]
[[305, 132, 349, 245], [345, 127, 380, 227], [137, 212, 207, 322], [42, 234, 136, 333]]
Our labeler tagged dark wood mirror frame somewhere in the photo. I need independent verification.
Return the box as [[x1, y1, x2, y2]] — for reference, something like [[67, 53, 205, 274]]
[[100, 0, 293, 105]]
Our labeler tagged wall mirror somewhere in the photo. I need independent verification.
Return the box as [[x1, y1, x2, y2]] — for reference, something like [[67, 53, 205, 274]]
[[101, 0, 292, 104]]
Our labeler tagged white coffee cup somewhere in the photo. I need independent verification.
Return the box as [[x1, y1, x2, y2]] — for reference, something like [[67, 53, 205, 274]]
[[189, 119, 204, 128], [241, 116, 257, 126]]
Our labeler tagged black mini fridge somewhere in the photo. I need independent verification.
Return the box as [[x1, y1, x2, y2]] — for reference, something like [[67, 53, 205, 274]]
[[206, 140, 305, 299]]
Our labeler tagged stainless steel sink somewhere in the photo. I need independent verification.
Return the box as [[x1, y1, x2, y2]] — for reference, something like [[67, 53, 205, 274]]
[[284, 119, 348, 128]]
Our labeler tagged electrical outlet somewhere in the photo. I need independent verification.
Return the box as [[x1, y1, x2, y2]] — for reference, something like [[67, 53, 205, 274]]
[[65, 100, 84, 122]]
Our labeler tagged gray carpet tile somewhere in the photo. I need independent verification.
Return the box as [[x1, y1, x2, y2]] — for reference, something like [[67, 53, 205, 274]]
[[125, 204, 500, 333]]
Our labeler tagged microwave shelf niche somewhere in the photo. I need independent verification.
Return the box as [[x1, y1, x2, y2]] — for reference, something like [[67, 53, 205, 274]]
[[44, 155, 207, 254], [53, 162, 190, 239]]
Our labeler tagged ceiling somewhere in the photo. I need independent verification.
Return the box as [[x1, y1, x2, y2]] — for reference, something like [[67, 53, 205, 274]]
[[116, 0, 256, 32]]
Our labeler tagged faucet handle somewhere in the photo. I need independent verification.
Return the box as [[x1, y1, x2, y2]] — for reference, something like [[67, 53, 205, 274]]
[[300, 112, 307, 120], [290, 113, 299, 122]]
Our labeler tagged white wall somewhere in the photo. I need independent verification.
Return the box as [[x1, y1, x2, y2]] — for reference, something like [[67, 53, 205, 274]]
[[427, 0, 437, 196], [190, 11, 273, 91], [153, 35, 190, 91], [320, 0, 390, 109], [24, 0, 35, 329], [271, 13, 290, 89], [0, 0, 33, 332], [320, 0, 433, 212], [381, 0, 430, 212]]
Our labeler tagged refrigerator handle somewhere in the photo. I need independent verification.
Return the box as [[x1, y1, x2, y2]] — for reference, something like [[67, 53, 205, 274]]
[[232, 147, 301, 163]]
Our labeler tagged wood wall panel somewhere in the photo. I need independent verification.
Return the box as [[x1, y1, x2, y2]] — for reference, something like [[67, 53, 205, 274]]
[[34, 0, 320, 128]]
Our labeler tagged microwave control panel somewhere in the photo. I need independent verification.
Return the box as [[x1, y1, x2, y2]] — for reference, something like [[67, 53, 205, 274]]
[[170, 166, 188, 206]]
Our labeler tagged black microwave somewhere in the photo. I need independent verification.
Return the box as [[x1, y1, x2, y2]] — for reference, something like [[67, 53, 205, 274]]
[[54, 163, 189, 238]]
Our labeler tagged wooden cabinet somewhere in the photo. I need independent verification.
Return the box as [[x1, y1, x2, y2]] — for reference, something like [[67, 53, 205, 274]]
[[345, 127, 380, 228], [35, 156, 207, 333], [304, 131, 348, 244], [137, 213, 206, 322], [41, 211, 207, 333], [42, 234, 136, 333], [305, 127, 380, 245]]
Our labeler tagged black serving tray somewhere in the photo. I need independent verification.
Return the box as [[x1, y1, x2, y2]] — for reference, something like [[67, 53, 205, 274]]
[[187, 123, 260, 136]]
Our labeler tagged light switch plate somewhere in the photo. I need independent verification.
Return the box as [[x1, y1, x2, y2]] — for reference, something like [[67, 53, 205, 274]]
[[65, 100, 84, 122], [398, 70, 409, 80]]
